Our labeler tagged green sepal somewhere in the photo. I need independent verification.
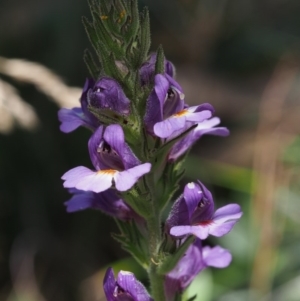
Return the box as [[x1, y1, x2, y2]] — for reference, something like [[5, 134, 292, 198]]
[[122, 187, 152, 218], [157, 236, 195, 275], [83, 49, 101, 79], [88, 106, 126, 125], [155, 45, 165, 74], [113, 219, 148, 269]]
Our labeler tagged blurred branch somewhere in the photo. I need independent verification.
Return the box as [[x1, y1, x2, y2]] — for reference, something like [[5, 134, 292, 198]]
[[0, 78, 39, 133], [0, 56, 82, 134], [0, 56, 81, 108], [250, 54, 300, 298]]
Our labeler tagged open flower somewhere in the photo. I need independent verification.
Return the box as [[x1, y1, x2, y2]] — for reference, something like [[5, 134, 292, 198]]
[[88, 77, 130, 115], [58, 78, 99, 133], [62, 124, 151, 193], [144, 74, 214, 139], [168, 117, 230, 161], [103, 268, 153, 301], [166, 181, 242, 240], [164, 239, 231, 301], [64, 188, 135, 220]]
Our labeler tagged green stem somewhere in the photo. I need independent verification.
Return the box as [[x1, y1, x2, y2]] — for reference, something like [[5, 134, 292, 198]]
[[147, 213, 165, 301]]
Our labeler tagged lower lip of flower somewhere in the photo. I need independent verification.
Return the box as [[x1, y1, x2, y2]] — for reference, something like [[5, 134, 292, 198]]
[[195, 220, 213, 226], [174, 109, 188, 117], [97, 169, 117, 175]]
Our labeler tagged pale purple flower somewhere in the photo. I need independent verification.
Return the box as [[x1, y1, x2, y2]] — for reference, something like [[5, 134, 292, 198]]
[[58, 78, 99, 133], [62, 125, 151, 193], [64, 189, 135, 220], [168, 117, 230, 161], [88, 77, 130, 115], [103, 268, 153, 301], [166, 181, 242, 240], [144, 74, 214, 138], [164, 239, 231, 301], [140, 53, 175, 85]]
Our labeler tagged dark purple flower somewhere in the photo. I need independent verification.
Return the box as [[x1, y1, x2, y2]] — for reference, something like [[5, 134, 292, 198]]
[[62, 124, 151, 193], [103, 268, 153, 301], [140, 53, 175, 85], [164, 239, 231, 301], [166, 181, 242, 240], [144, 74, 214, 138], [168, 117, 230, 161], [88, 77, 130, 115], [58, 78, 99, 133], [64, 188, 135, 220]]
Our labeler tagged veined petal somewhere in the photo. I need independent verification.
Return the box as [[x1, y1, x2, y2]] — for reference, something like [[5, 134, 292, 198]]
[[62, 166, 115, 193], [114, 163, 151, 191]]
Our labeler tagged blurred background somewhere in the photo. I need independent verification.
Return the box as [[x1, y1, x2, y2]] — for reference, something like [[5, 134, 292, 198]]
[[1, 0, 300, 300]]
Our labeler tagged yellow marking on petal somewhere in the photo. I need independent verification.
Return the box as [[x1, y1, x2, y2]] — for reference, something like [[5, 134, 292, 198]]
[[173, 109, 188, 117], [97, 169, 117, 176], [101, 15, 109, 20]]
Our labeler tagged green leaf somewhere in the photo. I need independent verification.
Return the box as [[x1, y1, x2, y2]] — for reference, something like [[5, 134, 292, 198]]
[[155, 45, 165, 74], [83, 49, 101, 79], [113, 219, 149, 269], [157, 236, 195, 275]]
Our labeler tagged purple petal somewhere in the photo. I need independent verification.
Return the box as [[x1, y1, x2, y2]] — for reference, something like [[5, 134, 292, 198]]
[[88, 126, 105, 170], [62, 166, 114, 193], [168, 117, 230, 161], [104, 125, 140, 169], [208, 220, 239, 237], [153, 116, 186, 138], [202, 246, 232, 268], [165, 195, 189, 232], [213, 204, 243, 223], [170, 225, 210, 240], [114, 163, 151, 191], [117, 271, 153, 301], [183, 182, 203, 220], [64, 189, 134, 220], [58, 107, 87, 133], [64, 190, 95, 212], [165, 239, 204, 299], [185, 109, 212, 122], [103, 268, 116, 301], [88, 77, 130, 115]]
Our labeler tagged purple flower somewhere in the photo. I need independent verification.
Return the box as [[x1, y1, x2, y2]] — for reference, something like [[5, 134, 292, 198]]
[[58, 78, 99, 133], [103, 268, 153, 301], [140, 53, 175, 85], [62, 124, 151, 193], [164, 239, 231, 301], [144, 74, 214, 138], [64, 188, 135, 220], [168, 117, 230, 161], [88, 77, 130, 115], [166, 181, 242, 240]]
